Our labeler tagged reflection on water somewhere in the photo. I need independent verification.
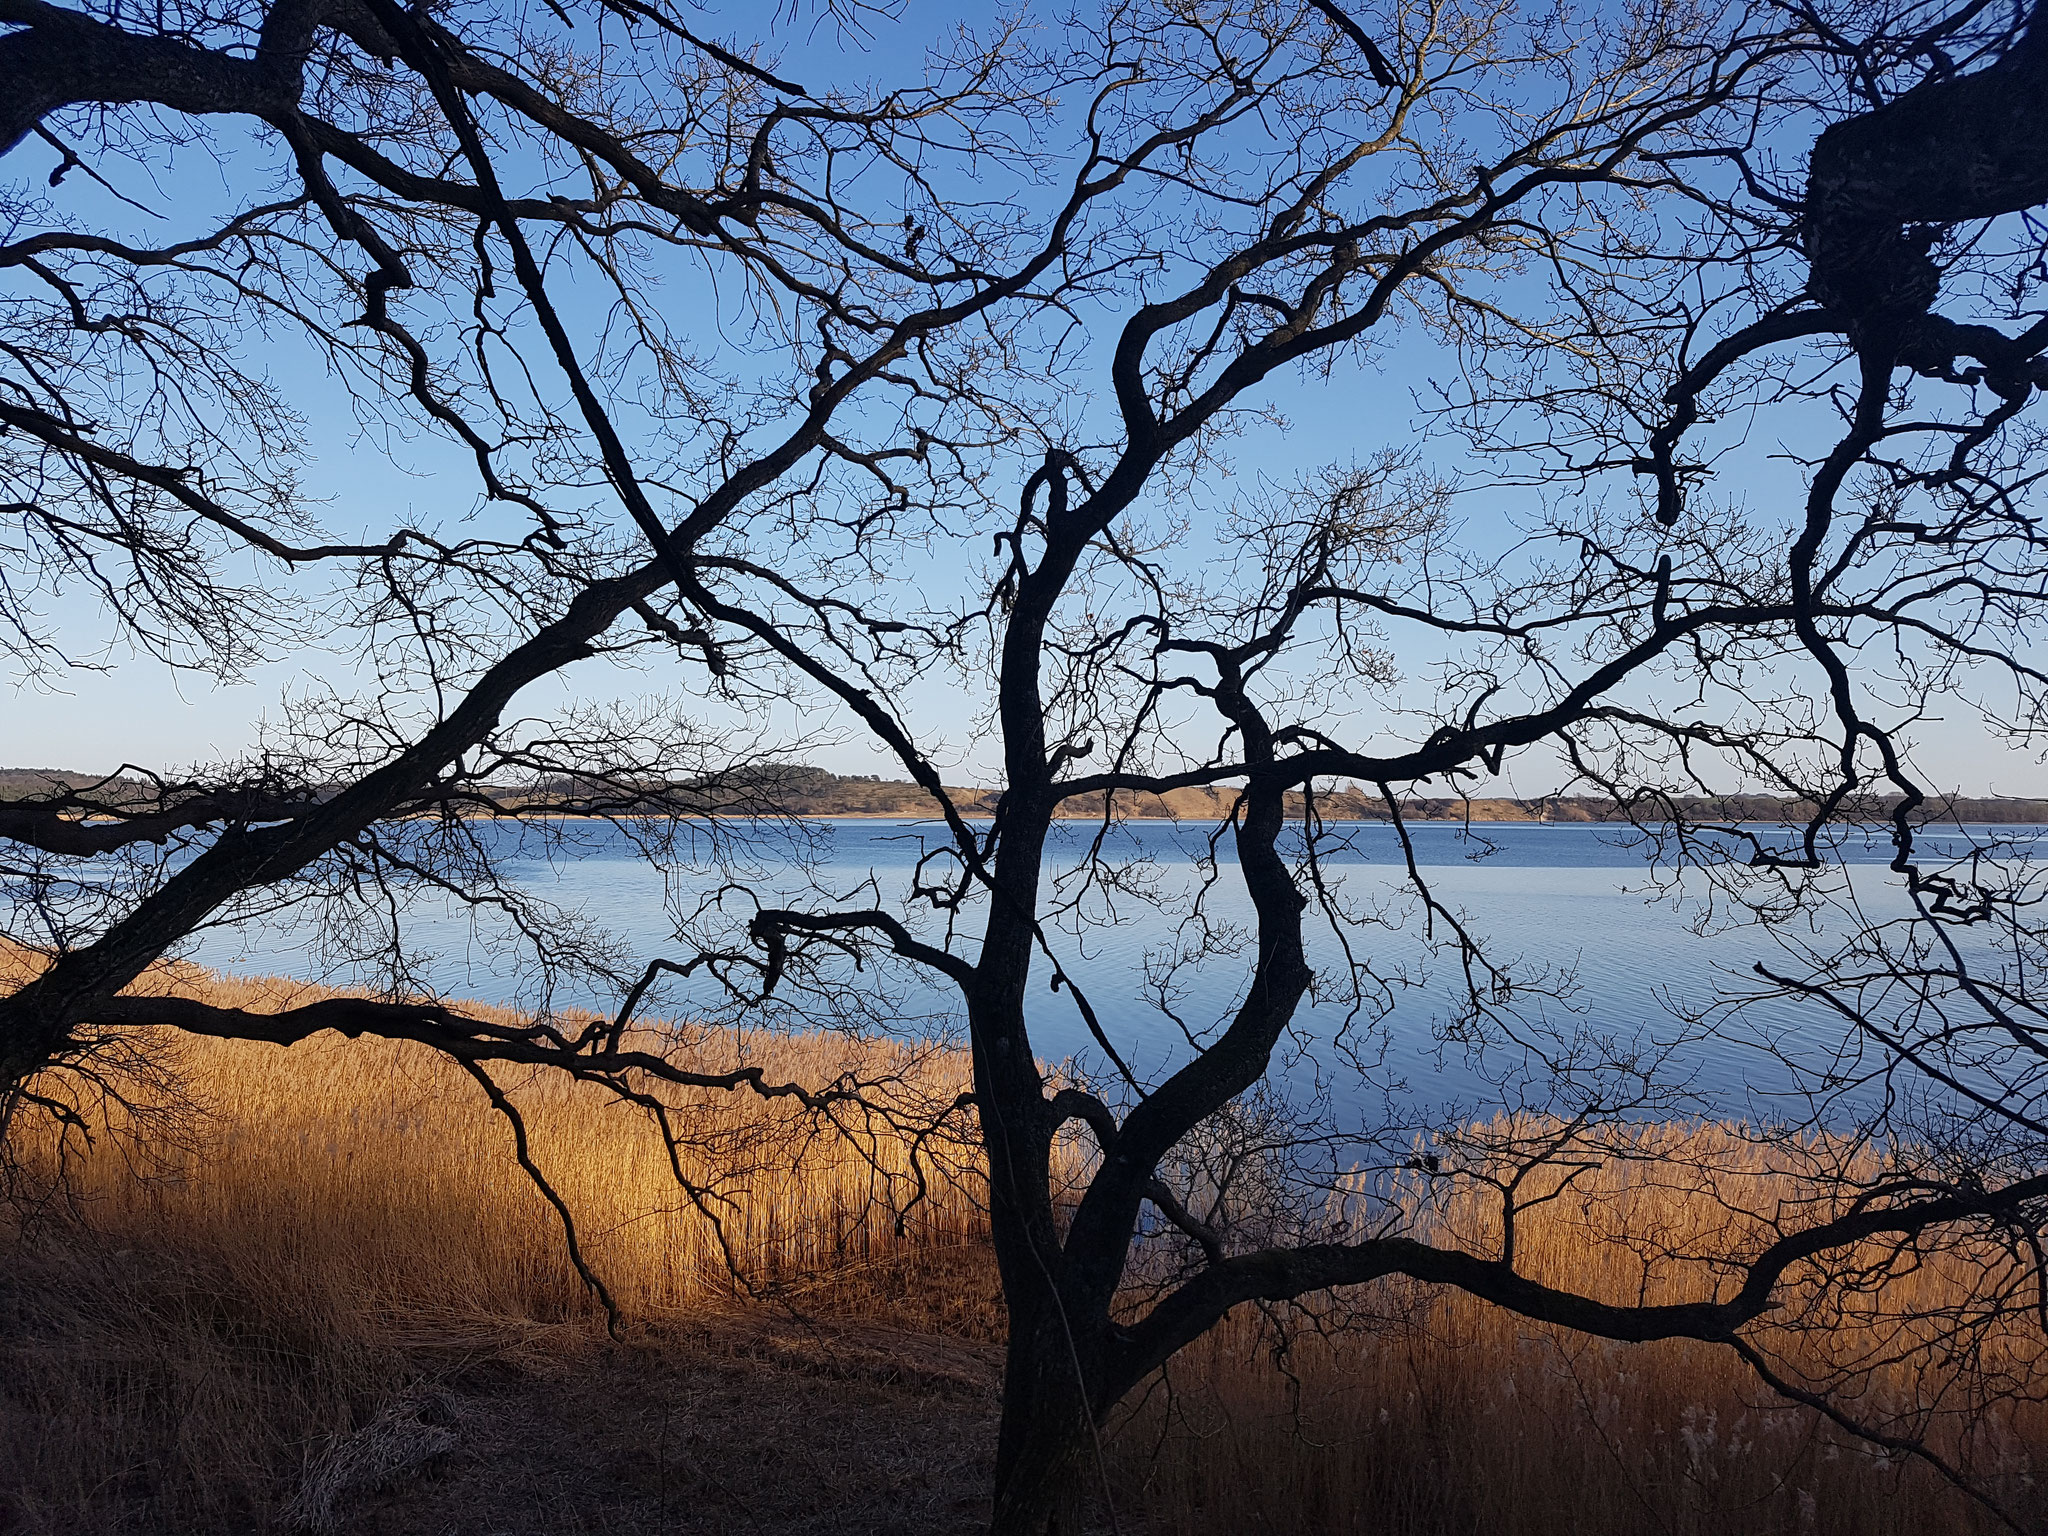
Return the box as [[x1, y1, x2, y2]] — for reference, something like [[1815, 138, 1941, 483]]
[[185, 819, 2046, 1123]]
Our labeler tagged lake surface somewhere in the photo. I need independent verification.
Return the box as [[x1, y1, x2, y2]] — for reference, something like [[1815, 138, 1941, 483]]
[[179, 817, 2048, 1128]]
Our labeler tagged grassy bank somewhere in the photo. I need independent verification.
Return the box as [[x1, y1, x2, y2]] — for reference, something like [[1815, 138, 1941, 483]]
[[2, 961, 2042, 1533], [1118, 1121, 2046, 1534]]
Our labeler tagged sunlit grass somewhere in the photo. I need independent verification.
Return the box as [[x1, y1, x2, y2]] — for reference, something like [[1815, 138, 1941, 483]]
[[1116, 1119, 2047, 1534], [3, 952, 2043, 1534]]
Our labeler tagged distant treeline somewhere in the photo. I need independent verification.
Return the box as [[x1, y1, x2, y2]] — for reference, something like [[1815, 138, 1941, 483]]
[[10, 765, 2048, 824], [0, 769, 140, 801], [527, 767, 2048, 824], [1362, 792, 2048, 825]]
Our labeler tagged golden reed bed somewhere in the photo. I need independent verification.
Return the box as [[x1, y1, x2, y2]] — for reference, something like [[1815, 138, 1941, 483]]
[[1124, 1118, 2048, 1535], [3, 953, 2044, 1533], [2, 952, 991, 1313]]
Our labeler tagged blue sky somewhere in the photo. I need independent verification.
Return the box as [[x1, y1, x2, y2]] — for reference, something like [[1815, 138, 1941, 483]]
[[5, 1, 2045, 798]]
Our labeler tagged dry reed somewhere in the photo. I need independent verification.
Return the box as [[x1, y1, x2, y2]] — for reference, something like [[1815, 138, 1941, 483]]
[[1112, 1120, 2048, 1534], [4, 953, 992, 1313], [0, 955, 994, 1533], [3, 955, 2044, 1534]]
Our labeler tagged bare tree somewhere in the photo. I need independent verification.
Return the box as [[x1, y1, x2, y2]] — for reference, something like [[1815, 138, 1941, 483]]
[[6, 1, 2048, 1532]]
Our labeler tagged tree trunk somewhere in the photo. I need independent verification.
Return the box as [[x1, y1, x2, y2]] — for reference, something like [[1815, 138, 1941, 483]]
[[991, 1301, 1099, 1536]]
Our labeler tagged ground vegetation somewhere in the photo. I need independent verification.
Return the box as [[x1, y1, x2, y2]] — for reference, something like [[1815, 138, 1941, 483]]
[[5, 1, 2048, 1531]]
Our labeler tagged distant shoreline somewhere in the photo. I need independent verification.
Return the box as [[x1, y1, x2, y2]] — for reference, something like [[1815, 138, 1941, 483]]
[[10, 765, 2048, 827]]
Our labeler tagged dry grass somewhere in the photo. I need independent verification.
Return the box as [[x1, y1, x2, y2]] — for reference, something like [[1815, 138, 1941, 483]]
[[5, 955, 994, 1312], [1111, 1120, 2048, 1535], [3, 954, 2045, 1534], [0, 954, 999, 1533], [1114, 1316, 2011, 1536]]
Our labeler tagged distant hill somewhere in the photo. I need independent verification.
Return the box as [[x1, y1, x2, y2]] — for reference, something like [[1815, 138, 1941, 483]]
[[0, 768, 152, 802], [524, 767, 2048, 824], [9, 765, 2048, 824]]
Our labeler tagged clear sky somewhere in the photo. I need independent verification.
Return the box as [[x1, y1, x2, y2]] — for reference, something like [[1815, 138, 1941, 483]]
[[11, 362, 2044, 797], [6, 2, 2045, 799]]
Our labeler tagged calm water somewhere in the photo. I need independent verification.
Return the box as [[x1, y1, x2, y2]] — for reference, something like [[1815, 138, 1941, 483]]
[[181, 818, 2046, 1125]]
